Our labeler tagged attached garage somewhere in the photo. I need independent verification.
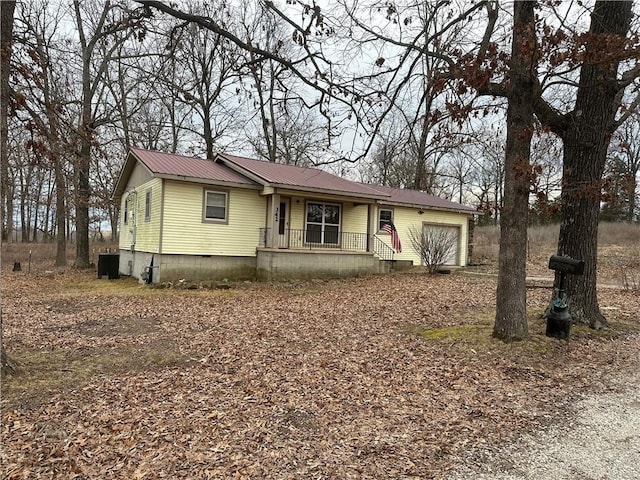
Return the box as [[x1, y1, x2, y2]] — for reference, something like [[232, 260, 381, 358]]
[[422, 223, 461, 266]]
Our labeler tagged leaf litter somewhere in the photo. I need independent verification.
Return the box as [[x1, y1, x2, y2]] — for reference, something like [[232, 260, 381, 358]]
[[1, 268, 639, 479]]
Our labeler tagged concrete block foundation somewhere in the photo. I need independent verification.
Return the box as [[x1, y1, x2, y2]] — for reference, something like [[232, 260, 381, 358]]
[[256, 248, 389, 281], [119, 248, 395, 283], [119, 250, 256, 283]]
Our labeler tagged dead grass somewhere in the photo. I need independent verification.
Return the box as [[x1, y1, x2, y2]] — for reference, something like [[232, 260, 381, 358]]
[[1, 244, 639, 479], [4, 345, 192, 406], [473, 223, 640, 284], [597, 221, 640, 245], [1, 241, 118, 272]]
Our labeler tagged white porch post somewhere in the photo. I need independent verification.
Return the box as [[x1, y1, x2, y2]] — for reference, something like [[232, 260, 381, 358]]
[[268, 193, 280, 248], [367, 203, 377, 252]]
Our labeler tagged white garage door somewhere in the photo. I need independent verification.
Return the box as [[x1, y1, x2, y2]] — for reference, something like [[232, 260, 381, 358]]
[[422, 224, 460, 266]]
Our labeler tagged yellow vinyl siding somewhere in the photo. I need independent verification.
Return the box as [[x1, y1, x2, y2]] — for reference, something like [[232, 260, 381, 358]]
[[342, 203, 369, 234], [118, 178, 162, 253], [288, 197, 369, 234], [376, 205, 469, 266], [289, 197, 305, 231], [162, 180, 266, 256]]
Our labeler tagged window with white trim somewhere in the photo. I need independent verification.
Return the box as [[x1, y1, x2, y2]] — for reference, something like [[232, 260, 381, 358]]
[[305, 202, 340, 245], [378, 208, 393, 231], [204, 190, 228, 222], [144, 189, 152, 221]]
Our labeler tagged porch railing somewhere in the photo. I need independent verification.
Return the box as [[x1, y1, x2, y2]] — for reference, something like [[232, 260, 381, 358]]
[[259, 227, 369, 251], [372, 234, 395, 261], [259, 228, 395, 260]]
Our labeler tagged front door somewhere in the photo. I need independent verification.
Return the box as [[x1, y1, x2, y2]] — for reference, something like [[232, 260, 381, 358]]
[[278, 198, 290, 248]]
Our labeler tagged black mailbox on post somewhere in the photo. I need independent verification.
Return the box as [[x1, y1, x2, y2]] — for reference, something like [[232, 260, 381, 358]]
[[548, 255, 585, 276], [546, 255, 584, 339], [97, 253, 120, 279]]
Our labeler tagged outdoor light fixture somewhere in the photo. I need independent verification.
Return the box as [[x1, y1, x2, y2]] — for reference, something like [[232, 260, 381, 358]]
[[418, 209, 424, 214], [546, 255, 585, 339]]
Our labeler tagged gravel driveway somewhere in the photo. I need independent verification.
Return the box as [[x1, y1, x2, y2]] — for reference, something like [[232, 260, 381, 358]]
[[450, 371, 640, 480]]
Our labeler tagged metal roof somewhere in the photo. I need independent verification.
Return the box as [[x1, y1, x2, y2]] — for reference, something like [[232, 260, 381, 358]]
[[368, 184, 477, 213], [217, 154, 389, 199], [115, 149, 476, 215], [131, 148, 255, 185]]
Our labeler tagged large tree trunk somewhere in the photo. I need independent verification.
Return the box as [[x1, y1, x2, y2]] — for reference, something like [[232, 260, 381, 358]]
[[556, 0, 632, 329], [1, 1, 15, 244], [493, 1, 536, 342], [73, 0, 95, 269], [55, 154, 66, 266], [0, 0, 16, 378], [75, 133, 91, 268]]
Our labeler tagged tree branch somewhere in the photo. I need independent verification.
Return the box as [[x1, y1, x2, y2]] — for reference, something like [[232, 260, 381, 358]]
[[531, 79, 570, 136]]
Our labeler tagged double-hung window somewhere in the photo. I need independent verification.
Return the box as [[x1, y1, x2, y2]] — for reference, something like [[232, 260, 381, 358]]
[[305, 202, 340, 245], [204, 190, 228, 222], [378, 208, 393, 231]]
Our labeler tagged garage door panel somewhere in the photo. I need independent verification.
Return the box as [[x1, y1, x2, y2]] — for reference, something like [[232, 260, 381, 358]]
[[423, 224, 460, 266]]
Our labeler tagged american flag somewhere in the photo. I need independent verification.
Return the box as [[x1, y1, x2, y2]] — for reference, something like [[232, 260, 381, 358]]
[[382, 221, 402, 253]]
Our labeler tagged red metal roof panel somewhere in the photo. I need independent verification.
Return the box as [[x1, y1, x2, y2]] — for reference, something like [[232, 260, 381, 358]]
[[126, 148, 474, 212], [218, 154, 388, 198], [131, 148, 255, 185]]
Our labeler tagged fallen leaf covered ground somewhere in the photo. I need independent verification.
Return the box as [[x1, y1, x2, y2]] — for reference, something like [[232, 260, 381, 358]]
[[1, 247, 639, 479]]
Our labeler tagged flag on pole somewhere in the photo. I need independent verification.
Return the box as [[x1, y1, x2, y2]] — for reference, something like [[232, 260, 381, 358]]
[[382, 221, 402, 253]]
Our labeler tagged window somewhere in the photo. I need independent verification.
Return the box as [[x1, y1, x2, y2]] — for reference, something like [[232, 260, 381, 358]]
[[379, 208, 393, 230], [144, 189, 152, 221], [204, 190, 228, 222], [123, 198, 128, 224], [305, 202, 340, 245]]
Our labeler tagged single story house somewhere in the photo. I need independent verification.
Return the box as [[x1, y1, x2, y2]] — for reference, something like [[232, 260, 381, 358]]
[[113, 147, 477, 283]]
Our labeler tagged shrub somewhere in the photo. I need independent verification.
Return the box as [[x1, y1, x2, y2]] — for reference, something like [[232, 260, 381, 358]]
[[407, 225, 458, 273]]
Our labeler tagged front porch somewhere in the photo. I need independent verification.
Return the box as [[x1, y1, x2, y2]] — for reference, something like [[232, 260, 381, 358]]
[[255, 247, 391, 281], [258, 227, 395, 260]]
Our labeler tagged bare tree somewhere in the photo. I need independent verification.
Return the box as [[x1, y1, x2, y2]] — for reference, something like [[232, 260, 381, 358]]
[[606, 111, 640, 222], [529, 133, 562, 225], [137, 0, 491, 166], [71, 0, 139, 267], [358, 116, 406, 187], [446, 150, 475, 205], [157, 3, 246, 158], [407, 224, 458, 274], [13, 0, 75, 264], [465, 134, 506, 226]]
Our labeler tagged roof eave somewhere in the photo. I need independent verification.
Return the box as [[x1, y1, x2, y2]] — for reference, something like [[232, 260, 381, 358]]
[[272, 183, 389, 201], [378, 199, 476, 215], [157, 174, 261, 190]]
